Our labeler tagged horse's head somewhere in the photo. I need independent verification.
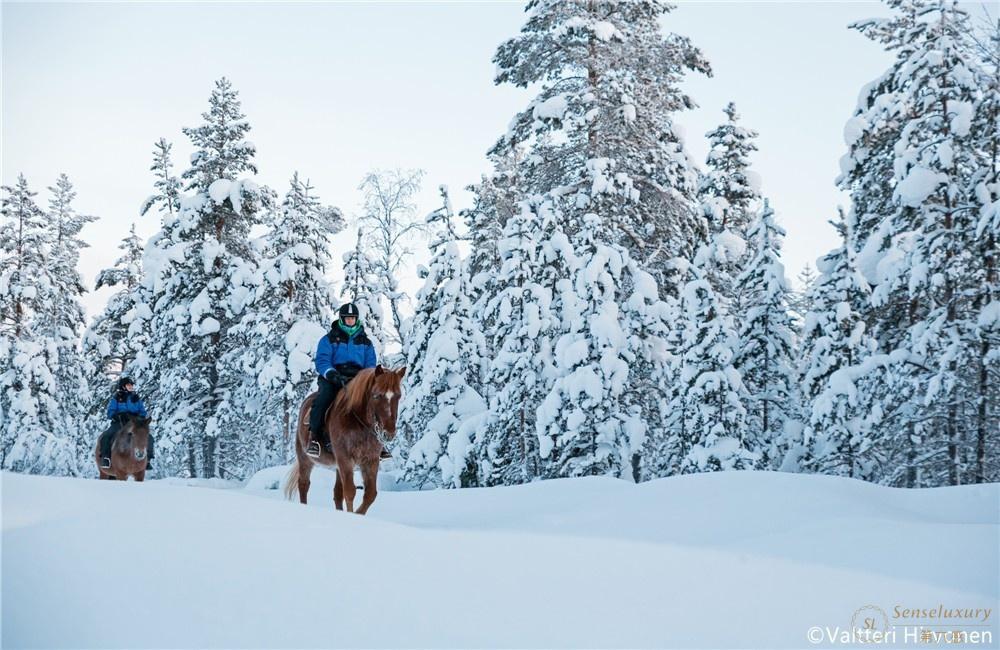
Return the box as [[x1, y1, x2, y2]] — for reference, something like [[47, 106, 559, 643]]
[[368, 365, 406, 440], [122, 416, 152, 461]]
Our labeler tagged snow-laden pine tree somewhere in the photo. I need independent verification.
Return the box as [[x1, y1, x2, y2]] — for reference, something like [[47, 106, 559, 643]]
[[839, 0, 997, 485], [698, 103, 761, 239], [400, 186, 487, 487], [671, 249, 756, 473], [140, 138, 182, 218], [222, 173, 344, 475], [462, 150, 524, 397], [696, 102, 762, 309], [492, 0, 711, 285], [788, 263, 819, 330], [476, 0, 709, 481], [129, 138, 181, 384], [638, 258, 687, 479], [44, 174, 97, 460], [885, 1, 988, 486], [84, 224, 146, 384], [474, 196, 563, 485], [341, 228, 385, 359], [535, 209, 669, 479], [139, 78, 268, 478], [797, 211, 884, 479], [733, 200, 797, 468], [0, 175, 77, 474]]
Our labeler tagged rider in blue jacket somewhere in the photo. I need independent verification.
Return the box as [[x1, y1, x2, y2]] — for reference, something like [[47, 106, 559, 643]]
[[99, 376, 153, 469], [308, 302, 381, 458]]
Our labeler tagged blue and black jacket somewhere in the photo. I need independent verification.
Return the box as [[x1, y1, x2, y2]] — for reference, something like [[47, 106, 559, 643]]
[[106, 391, 148, 420], [314, 320, 377, 383]]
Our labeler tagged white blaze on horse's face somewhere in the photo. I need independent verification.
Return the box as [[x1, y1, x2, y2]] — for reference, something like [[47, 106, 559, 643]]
[[370, 367, 405, 438]]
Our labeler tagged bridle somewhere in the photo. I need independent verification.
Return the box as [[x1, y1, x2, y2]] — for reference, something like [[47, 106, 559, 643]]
[[353, 396, 393, 450]]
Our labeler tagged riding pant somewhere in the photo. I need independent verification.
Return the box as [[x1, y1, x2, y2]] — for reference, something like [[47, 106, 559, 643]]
[[309, 376, 343, 445]]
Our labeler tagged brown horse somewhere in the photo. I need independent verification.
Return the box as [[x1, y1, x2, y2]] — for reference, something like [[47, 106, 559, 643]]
[[284, 365, 405, 514], [94, 415, 152, 481]]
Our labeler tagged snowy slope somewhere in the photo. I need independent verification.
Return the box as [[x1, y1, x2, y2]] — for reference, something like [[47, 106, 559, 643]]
[[2, 469, 997, 649]]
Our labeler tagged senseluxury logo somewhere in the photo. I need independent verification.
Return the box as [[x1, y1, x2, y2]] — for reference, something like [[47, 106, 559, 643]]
[[852, 605, 889, 634]]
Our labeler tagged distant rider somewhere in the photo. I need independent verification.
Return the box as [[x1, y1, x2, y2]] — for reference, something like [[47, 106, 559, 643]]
[[99, 376, 153, 469], [308, 303, 388, 459]]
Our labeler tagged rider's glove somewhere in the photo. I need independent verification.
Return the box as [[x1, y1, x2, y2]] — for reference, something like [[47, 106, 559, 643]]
[[324, 369, 345, 386]]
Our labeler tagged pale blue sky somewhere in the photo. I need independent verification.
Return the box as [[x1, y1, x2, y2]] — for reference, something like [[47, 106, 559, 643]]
[[3, 1, 909, 317]]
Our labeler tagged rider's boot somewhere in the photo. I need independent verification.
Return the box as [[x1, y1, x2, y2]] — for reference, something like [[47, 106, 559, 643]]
[[306, 430, 324, 459], [379, 447, 392, 460]]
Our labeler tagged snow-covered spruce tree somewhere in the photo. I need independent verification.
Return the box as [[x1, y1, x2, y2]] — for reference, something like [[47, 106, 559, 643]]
[[733, 200, 796, 468], [474, 197, 563, 485], [797, 210, 884, 480], [835, 2, 934, 485], [140, 78, 267, 478], [698, 102, 761, 239], [535, 209, 669, 479], [84, 224, 146, 384], [341, 228, 386, 358], [0, 175, 77, 474], [481, 0, 709, 480], [836, 9, 931, 492], [885, 1, 989, 486], [839, 2, 921, 295], [356, 168, 426, 355], [833, 0, 999, 485], [492, 0, 711, 287], [788, 263, 819, 330], [638, 258, 687, 479], [672, 248, 755, 473], [696, 102, 762, 308], [127, 138, 181, 389], [140, 138, 182, 218], [222, 173, 344, 475], [400, 186, 487, 488], [45, 174, 97, 461], [462, 150, 524, 397]]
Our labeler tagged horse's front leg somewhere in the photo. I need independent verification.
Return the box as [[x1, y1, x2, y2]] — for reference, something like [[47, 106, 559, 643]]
[[336, 458, 357, 513], [356, 460, 379, 516], [333, 471, 344, 510], [135, 469, 146, 482]]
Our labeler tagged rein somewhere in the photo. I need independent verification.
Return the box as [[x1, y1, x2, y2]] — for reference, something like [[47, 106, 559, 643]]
[[352, 407, 393, 450]]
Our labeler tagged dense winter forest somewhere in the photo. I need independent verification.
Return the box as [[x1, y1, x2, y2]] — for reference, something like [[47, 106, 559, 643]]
[[2, 0, 998, 488]]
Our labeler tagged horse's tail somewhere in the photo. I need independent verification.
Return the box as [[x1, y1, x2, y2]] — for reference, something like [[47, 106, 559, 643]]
[[283, 461, 299, 501]]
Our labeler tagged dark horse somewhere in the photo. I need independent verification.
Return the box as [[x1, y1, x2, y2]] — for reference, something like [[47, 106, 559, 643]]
[[94, 415, 152, 481], [284, 365, 405, 515]]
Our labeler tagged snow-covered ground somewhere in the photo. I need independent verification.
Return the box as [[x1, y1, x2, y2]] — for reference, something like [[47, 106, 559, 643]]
[[2, 468, 997, 649]]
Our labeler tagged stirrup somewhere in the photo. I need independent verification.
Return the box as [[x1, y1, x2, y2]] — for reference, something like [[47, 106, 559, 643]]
[[306, 440, 322, 459], [101, 458, 111, 470], [379, 448, 392, 460]]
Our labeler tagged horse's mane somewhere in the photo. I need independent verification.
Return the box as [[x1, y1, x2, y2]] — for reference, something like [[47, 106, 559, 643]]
[[334, 367, 401, 417]]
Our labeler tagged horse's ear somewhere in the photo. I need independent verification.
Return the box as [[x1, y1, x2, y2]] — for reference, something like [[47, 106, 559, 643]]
[[396, 366, 407, 379], [374, 365, 385, 376], [140, 417, 152, 426]]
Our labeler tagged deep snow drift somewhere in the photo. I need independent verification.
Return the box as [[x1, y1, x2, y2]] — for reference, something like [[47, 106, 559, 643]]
[[2, 468, 997, 649]]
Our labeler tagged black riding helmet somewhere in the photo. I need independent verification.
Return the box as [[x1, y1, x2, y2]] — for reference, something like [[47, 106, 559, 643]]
[[117, 376, 135, 391], [339, 303, 359, 318]]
